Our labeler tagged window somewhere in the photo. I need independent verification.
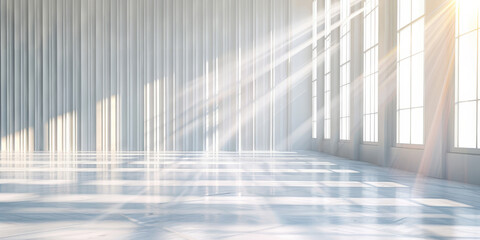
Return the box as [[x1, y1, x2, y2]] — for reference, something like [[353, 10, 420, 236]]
[[396, 0, 424, 145], [363, 0, 378, 143], [455, 0, 480, 148], [312, 0, 318, 138], [339, 0, 351, 140], [324, 0, 331, 139]]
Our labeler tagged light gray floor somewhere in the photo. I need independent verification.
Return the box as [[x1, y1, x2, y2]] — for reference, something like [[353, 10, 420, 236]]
[[0, 151, 479, 239]]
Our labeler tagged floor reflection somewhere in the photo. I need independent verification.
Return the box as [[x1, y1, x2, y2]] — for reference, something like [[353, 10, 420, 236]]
[[0, 151, 479, 239]]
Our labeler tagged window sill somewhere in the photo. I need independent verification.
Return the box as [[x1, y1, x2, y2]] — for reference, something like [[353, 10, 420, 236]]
[[394, 143, 424, 150], [450, 147, 480, 155]]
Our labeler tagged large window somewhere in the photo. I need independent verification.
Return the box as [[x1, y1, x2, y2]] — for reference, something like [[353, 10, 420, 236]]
[[324, 0, 331, 139], [339, 0, 351, 140], [396, 0, 424, 145], [312, 0, 318, 138], [455, 0, 480, 148], [363, 0, 378, 143]]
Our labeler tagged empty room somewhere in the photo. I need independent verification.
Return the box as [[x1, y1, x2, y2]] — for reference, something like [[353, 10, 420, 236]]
[[0, 0, 480, 239]]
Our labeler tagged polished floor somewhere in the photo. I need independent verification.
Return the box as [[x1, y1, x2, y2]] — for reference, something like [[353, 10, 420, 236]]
[[0, 151, 479, 239]]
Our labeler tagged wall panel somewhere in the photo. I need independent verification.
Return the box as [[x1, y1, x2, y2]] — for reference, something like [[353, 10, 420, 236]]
[[0, 0, 312, 152]]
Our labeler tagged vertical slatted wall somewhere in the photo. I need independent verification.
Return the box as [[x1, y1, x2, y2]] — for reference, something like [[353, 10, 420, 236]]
[[0, 0, 312, 152]]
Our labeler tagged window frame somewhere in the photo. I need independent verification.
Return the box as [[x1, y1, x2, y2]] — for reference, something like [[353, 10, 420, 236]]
[[324, 0, 332, 140], [395, 0, 425, 147], [312, 0, 318, 139], [451, 0, 480, 154], [362, 0, 379, 144], [339, 0, 351, 141]]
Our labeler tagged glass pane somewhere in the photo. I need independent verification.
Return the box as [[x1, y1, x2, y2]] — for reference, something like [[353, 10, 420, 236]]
[[340, 119, 344, 139], [365, 76, 371, 114], [459, 32, 477, 102], [366, 14, 371, 48], [340, 67, 344, 85], [363, 78, 367, 113], [367, 115, 374, 141], [374, 73, 378, 112], [411, 0, 424, 21], [398, 0, 411, 29], [325, 92, 330, 118], [399, 59, 411, 109], [411, 19, 424, 54], [411, 108, 423, 144], [458, 101, 476, 148], [398, 109, 411, 144], [347, 64, 350, 84], [340, 87, 345, 116], [324, 119, 331, 139], [367, 50, 371, 75], [364, 54, 367, 75], [327, 74, 331, 91], [346, 117, 350, 140], [458, 0, 478, 36], [363, 116, 367, 142], [347, 32, 351, 60], [411, 53, 424, 108], [341, 87, 345, 117], [399, 26, 411, 60], [455, 103, 459, 147], [455, 41, 459, 103], [325, 39, 330, 71], [346, 84, 350, 114], [374, 9, 379, 44]]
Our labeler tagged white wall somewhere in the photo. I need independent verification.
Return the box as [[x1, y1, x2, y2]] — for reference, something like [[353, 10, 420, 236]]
[[0, 0, 313, 152]]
